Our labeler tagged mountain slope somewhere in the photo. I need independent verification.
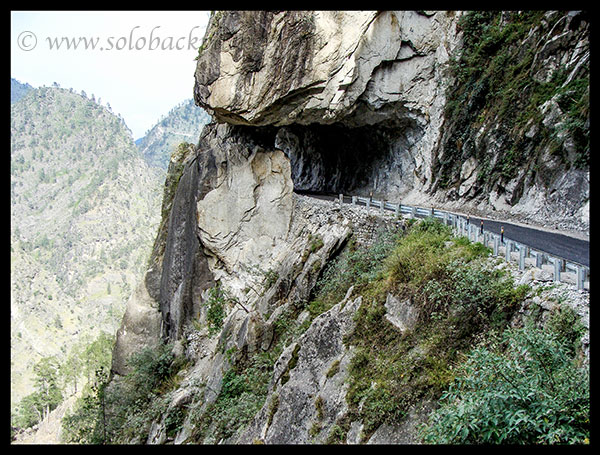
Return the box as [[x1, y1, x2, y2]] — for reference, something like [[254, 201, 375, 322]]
[[136, 99, 210, 170], [10, 85, 163, 410]]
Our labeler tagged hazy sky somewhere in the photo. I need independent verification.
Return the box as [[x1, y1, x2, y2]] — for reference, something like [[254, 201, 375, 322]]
[[11, 11, 210, 138]]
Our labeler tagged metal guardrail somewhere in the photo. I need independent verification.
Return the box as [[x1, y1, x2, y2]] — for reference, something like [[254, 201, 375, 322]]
[[342, 195, 589, 290]]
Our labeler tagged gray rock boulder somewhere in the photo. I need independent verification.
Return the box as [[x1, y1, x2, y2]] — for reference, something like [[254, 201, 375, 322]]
[[111, 282, 162, 376], [237, 292, 362, 444]]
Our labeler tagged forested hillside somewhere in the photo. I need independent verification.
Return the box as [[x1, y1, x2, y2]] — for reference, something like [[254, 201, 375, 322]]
[[10, 84, 163, 430]]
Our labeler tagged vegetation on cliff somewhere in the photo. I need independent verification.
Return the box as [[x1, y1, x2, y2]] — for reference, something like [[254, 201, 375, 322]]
[[435, 11, 589, 197], [313, 219, 525, 441], [312, 219, 587, 444], [62, 217, 588, 444], [62, 342, 179, 444], [422, 322, 589, 444]]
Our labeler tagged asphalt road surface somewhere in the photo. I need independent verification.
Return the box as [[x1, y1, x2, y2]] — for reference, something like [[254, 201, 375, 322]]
[[457, 215, 589, 267], [299, 192, 589, 267]]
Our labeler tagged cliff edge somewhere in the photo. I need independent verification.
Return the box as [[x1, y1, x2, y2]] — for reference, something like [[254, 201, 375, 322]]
[[106, 11, 589, 445]]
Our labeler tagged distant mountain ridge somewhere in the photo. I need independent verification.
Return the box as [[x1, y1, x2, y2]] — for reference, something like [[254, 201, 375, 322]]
[[11, 78, 33, 103], [135, 98, 210, 170]]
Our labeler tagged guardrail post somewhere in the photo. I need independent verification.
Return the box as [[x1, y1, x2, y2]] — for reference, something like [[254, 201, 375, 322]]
[[339, 194, 344, 205], [519, 245, 525, 270], [553, 258, 562, 282], [381, 200, 385, 214], [395, 203, 400, 216], [411, 206, 416, 218], [366, 198, 370, 210], [493, 236, 499, 256], [577, 266, 586, 290], [352, 195, 357, 205], [535, 252, 543, 268], [505, 241, 512, 262]]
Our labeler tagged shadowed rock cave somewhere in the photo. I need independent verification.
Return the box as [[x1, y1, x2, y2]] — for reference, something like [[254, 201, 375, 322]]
[[234, 119, 423, 198]]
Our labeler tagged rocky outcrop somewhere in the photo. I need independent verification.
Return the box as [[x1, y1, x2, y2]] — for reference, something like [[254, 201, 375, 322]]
[[111, 281, 162, 375], [195, 11, 456, 128], [194, 10, 461, 204], [110, 9, 589, 445], [238, 291, 362, 444], [112, 143, 205, 374], [194, 10, 589, 234], [196, 126, 294, 292]]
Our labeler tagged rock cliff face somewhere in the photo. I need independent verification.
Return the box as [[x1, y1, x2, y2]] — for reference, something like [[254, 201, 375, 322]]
[[430, 11, 589, 233], [194, 11, 460, 204], [194, 10, 589, 233], [110, 10, 589, 444]]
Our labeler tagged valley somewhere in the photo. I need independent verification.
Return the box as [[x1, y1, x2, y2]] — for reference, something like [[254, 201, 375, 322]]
[[10, 79, 208, 436]]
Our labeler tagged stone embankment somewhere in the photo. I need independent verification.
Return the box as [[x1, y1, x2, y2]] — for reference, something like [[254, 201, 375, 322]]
[[294, 194, 405, 247]]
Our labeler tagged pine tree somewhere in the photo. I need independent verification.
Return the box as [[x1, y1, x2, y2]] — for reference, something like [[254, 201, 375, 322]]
[[32, 356, 63, 420]]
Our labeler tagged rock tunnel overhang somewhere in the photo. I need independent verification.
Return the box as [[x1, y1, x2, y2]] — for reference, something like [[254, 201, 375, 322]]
[[231, 114, 423, 200]]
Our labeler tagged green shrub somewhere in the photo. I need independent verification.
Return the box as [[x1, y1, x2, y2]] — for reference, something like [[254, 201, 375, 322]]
[[262, 268, 279, 291], [220, 369, 247, 399], [545, 305, 586, 358], [308, 228, 399, 320], [421, 324, 590, 444], [383, 219, 452, 289], [126, 342, 175, 396], [205, 284, 227, 335], [190, 357, 272, 443], [164, 406, 186, 438], [63, 342, 179, 444], [344, 218, 529, 442], [423, 260, 529, 334]]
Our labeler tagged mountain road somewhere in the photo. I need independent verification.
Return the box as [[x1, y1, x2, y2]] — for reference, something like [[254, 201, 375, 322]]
[[299, 192, 589, 267]]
